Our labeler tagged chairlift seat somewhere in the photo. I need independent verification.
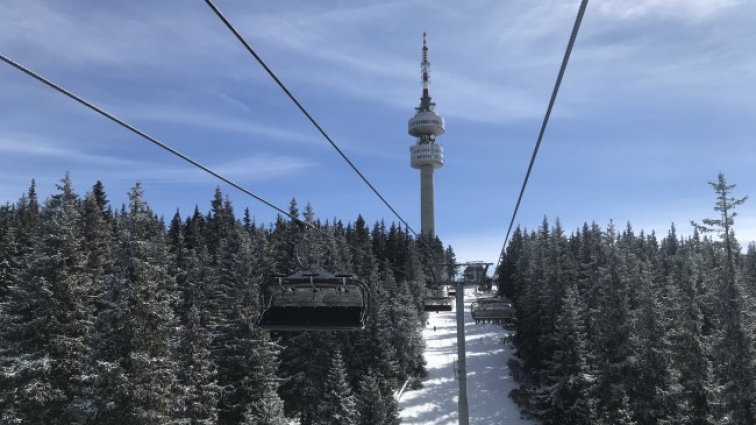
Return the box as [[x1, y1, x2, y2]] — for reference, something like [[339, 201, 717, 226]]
[[259, 270, 368, 331], [424, 297, 452, 312], [426, 287, 449, 299], [423, 283, 453, 312], [471, 299, 515, 325], [476, 296, 511, 307]]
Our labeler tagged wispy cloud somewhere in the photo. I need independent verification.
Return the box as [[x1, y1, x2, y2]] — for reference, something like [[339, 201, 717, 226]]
[[124, 103, 319, 146], [5, 0, 753, 127], [137, 153, 316, 184], [595, 0, 742, 22], [0, 135, 140, 167], [0, 1, 228, 69], [0, 134, 313, 183]]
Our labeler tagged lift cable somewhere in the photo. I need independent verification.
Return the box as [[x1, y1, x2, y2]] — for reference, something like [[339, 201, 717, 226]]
[[0, 53, 418, 282], [0, 54, 291, 219], [204, 0, 422, 240], [494, 0, 589, 278], [204, 0, 450, 274]]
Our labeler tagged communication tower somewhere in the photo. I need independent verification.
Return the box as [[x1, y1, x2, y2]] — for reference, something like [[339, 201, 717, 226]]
[[408, 32, 445, 237]]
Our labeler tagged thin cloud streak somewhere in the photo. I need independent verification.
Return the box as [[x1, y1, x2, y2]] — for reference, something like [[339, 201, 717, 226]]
[[0, 134, 314, 183], [128, 153, 316, 185], [0, 136, 141, 167], [4, 0, 753, 127], [126, 104, 319, 146], [595, 0, 742, 22]]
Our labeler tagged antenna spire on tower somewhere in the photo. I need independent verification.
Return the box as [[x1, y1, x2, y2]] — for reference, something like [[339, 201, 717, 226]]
[[421, 32, 431, 106]]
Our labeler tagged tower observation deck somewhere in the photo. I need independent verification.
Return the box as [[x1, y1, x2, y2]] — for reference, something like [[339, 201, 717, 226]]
[[408, 32, 444, 237]]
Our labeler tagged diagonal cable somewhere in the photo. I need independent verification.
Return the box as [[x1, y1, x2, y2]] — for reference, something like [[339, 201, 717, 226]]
[[494, 0, 589, 277], [0, 53, 293, 220], [203, 0, 423, 239], [0, 53, 418, 281]]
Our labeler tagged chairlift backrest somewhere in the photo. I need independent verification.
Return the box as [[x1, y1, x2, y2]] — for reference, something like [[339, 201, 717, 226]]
[[259, 270, 369, 332], [471, 296, 515, 324], [424, 283, 452, 312], [426, 285, 449, 299]]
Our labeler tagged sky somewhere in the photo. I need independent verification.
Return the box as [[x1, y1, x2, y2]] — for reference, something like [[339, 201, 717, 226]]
[[2, 0, 756, 265]]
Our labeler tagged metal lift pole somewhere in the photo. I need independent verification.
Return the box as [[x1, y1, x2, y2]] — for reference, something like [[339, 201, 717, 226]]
[[455, 280, 470, 425]]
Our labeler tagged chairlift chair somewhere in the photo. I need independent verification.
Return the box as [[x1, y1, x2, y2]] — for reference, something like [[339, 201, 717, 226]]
[[258, 270, 369, 331], [477, 281, 493, 292], [470, 297, 515, 325], [475, 296, 510, 306], [424, 285, 452, 312], [463, 262, 492, 285]]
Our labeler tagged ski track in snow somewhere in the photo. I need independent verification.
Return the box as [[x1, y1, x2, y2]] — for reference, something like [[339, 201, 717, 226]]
[[399, 286, 536, 425]]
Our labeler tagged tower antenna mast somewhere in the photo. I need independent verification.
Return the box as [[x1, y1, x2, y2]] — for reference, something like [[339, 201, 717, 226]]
[[408, 32, 445, 237]]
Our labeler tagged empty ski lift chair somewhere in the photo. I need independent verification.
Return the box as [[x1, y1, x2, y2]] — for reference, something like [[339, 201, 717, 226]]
[[470, 297, 515, 325], [463, 262, 492, 292], [477, 279, 492, 292], [424, 285, 452, 312], [259, 270, 369, 331]]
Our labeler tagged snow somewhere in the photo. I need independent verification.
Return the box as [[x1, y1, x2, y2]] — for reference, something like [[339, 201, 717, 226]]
[[399, 285, 536, 425]]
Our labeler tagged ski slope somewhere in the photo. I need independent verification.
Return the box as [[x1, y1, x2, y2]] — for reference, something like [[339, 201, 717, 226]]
[[399, 286, 535, 425]]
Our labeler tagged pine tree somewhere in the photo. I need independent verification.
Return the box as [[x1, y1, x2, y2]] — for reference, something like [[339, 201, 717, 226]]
[[97, 183, 179, 424], [355, 370, 401, 425], [593, 224, 636, 422], [348, 214, 374, 278], [0, 205, 20, 302], [354, 266, 400, 387], [204, 199, 285, 425], [314, 351, 358, 425], [371, 220, 388, 263], [596, 392, 636, 425], [692, 174, 755, 424], [744, 243, 756, 298], [668, 243, 714, 425], [82, 182, 114, 294], [630, 261, 673, 425], [543, 285, 594, 425], [175, 306, 219, 425], [216, 303, 285, 425], [82, 184, 116, 414], [15, 179, 40, 252], [537, 220, 575, 381], [278, 331, 335, 425], [272, 198, 302, 274], [513, 223, 549, 376], [496, 226, 528, 303], [384, 269, 426, 380], [0, 175, 100, 424], [240, 385, 287, 425]]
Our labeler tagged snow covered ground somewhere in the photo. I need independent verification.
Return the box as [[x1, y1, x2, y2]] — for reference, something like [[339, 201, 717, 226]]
[[399, 285, 536, 425]]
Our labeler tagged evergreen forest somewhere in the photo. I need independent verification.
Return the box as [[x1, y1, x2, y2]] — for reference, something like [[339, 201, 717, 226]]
[[0, 175, 452, 425], [498, 174, 756, 425], [3, 173, 756, 425]]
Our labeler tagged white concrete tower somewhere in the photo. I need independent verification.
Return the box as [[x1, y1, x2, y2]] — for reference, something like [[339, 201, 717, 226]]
[[408, 32, 444, 237]]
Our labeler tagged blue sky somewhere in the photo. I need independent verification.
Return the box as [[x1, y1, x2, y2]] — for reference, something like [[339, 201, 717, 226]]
[[2, 0, 755, 264]]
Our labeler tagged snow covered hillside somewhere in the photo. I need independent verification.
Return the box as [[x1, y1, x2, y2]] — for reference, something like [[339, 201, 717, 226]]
[[399, 286, 535, 424]]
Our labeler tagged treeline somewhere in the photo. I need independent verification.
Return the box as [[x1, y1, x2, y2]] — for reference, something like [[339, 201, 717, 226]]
[[498, 174, 756, 425], [0, 175, 450, 425]]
